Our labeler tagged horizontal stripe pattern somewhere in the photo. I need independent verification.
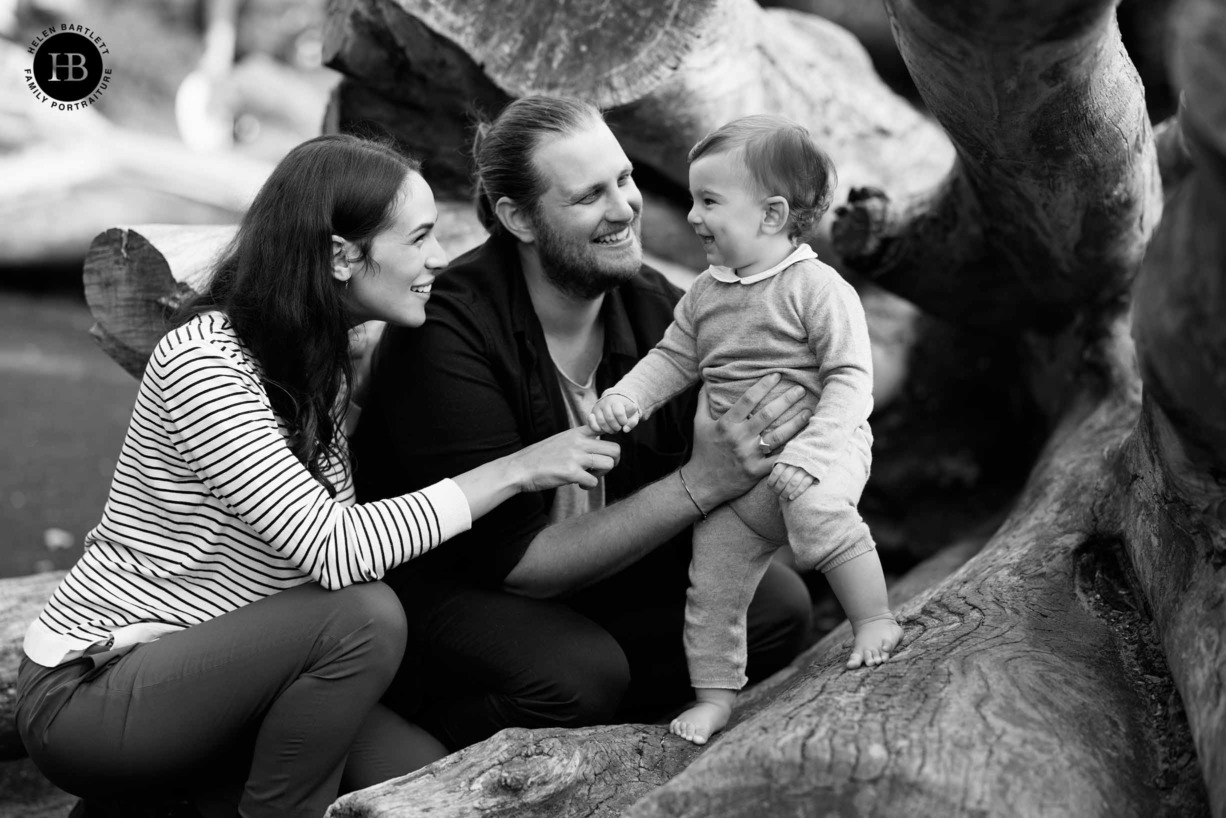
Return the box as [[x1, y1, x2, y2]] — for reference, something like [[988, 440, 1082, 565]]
[[25, 312, 470, 667]]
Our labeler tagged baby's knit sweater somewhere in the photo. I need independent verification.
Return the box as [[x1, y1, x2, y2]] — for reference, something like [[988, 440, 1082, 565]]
[[609, 244, 873, 484]]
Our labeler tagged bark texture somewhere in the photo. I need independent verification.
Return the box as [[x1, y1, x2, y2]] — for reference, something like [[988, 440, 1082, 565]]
[[1114, 1, 1226, 804], [832, 0, 1161, 334]]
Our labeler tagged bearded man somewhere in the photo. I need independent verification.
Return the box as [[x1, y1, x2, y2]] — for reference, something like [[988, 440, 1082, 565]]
[[351, 96, 814, 751]]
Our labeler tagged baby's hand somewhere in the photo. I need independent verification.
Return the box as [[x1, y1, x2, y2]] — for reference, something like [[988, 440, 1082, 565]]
[[588, 393, 641, 434], [768, 463, 815, 500]]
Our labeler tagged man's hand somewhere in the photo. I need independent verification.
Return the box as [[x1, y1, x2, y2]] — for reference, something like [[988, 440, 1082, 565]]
[[685, 373, 812, 510], [767, 463, 816, 500]]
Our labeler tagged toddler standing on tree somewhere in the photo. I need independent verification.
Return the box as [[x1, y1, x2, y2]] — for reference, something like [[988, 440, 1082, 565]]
[[588, 114, 903, 744]]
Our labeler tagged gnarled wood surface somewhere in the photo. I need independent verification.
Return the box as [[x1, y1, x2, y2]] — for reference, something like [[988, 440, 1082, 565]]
[[1117, 1, 1226, 803], [832, 0, 1161, 334]]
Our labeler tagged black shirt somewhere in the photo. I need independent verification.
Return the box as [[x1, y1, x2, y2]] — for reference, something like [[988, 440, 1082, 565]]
[[351, 234, 697, 593]]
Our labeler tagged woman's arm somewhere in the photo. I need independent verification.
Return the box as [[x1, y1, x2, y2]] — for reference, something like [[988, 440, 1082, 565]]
[[158, 338, 615, 590]]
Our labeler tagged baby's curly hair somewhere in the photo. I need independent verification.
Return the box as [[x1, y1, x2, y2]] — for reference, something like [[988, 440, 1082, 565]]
[[688, 114, 836, 243]]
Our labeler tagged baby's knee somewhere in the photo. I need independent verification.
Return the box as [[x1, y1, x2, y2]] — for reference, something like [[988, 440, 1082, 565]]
[[789, 508, 873, 574]]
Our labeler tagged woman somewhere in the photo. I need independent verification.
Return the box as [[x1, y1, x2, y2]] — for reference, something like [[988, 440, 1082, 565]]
[[15, 134, 620, 817]]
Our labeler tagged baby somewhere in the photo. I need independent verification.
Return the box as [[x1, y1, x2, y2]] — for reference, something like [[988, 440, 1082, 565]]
[[588, 114, 903, 745]]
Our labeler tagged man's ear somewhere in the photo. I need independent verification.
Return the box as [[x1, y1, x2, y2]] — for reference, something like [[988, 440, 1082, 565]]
[[330, 234, 355, 283], [495, 197, 537, 244], [761, 196, 791, 236]]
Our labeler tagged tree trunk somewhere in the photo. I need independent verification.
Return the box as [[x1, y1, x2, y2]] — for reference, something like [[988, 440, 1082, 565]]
[[1113, 2, 1226, 804]]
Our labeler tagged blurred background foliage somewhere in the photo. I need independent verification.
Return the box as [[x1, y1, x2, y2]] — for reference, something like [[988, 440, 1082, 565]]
[[0, 0, 334, 580]]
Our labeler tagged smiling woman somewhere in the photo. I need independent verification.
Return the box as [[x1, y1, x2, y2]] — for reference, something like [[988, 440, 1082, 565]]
[[338, 171, 450, 327], [13, 133, 623, 818]]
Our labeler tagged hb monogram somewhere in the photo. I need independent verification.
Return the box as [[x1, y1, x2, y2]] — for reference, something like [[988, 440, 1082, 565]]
[[47, 52, 89, 82]]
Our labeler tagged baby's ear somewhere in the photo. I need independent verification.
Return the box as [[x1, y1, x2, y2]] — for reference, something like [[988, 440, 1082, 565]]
[[762, 196, 791, 236]]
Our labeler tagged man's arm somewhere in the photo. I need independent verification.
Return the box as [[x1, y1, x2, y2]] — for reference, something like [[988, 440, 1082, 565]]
[[504, 375, 812, 598]]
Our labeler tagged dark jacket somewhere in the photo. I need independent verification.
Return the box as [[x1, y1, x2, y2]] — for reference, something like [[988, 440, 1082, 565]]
[[352, 235, 697, 592]]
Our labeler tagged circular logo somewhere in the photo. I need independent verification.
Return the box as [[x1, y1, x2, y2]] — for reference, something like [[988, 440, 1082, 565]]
[[24, 25, 112, 110], [32, 32, 103, 101]]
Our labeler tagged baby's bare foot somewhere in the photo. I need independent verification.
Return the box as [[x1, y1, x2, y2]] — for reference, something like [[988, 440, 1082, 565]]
[[847, 616, 903, 669], [670, 699, 733, 745]]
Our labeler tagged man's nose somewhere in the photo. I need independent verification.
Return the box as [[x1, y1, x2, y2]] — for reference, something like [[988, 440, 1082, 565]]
[[608, 185, 638, 223]]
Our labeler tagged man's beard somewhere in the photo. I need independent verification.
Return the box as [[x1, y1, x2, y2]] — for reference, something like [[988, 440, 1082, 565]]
[[532, 213, 643, 301]]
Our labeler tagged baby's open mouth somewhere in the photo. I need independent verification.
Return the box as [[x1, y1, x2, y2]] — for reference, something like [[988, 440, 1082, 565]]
[[409, 285, 432, 294]]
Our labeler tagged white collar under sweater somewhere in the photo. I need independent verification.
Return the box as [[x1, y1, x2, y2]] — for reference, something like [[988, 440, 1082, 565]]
[[706, 243, 818, 285]]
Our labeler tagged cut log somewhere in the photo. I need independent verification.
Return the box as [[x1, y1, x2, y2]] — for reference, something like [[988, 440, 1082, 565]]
[[80, 205, 491, 379], [0, 572, 66, 761]]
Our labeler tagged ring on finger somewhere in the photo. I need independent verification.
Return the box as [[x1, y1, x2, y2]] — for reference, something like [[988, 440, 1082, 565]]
[[757, 435, 773, 455]]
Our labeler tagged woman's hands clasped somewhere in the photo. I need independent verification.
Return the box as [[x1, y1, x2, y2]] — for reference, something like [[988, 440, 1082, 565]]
[[511, 426, 622, 492]]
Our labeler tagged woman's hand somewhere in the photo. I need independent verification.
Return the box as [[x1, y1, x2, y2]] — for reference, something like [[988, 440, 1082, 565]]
[[454, 427, 621, 521], [510, 426, 622, 492], [684, 374, 811, 510]]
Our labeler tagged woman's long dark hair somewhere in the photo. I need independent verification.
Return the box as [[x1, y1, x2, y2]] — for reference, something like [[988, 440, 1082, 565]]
[[178, 134, 419, 492]]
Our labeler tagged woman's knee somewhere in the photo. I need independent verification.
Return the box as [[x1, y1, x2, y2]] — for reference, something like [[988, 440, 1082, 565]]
[[324, 582, 408, 671]]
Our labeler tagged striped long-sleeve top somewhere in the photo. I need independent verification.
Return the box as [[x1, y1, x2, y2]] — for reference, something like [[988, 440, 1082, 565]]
[[24, 311, 471, 668]]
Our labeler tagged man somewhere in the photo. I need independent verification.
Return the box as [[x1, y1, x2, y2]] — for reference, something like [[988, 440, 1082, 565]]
[[352, 96, 813, 751]]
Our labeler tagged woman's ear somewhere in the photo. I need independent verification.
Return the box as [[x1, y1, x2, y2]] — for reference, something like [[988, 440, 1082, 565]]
[[331, 234, 354, 283], [495, 197, 537, 244], [761, 196, 791, 236]]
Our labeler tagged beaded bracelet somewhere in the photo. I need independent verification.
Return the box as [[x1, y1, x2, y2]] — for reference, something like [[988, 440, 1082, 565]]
[[678, 467, 708, 522]]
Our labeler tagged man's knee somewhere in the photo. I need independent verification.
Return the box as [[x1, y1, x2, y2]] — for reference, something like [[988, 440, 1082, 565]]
[[518, 636, 631, 727]]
